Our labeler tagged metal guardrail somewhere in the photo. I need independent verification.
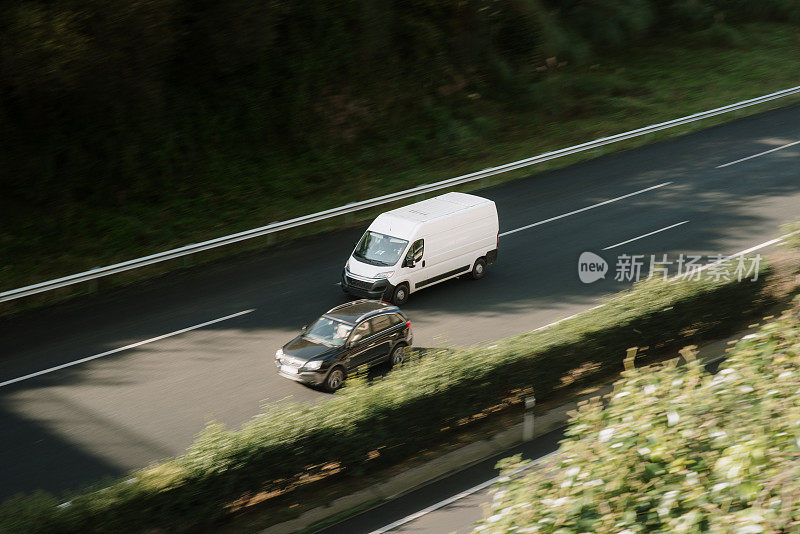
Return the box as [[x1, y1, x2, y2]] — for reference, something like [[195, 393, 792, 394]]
[[3, 85, 800, 303]]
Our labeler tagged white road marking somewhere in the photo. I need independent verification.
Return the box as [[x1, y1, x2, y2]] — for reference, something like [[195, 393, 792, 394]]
[[602, 220, 689, 251], [369, 451, 558, 534], [716, 139, 800, 168], [0, 309, 255, 389], [499, 182, 672, 237], [670, 229, 800, 281]]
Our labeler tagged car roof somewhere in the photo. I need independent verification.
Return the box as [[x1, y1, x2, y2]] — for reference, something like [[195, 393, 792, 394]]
[[324, 299, 400, 324]]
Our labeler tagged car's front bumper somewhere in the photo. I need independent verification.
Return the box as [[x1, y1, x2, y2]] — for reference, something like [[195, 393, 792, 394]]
[[341, 271, 394, 300], [277, 364, 327, 386]]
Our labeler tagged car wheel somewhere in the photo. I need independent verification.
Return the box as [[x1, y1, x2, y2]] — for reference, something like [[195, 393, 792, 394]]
[[392, 283, 410, 306], [390, 344, 406, 367], [325, 367, 345, 392], [471, 258, 486, 280]]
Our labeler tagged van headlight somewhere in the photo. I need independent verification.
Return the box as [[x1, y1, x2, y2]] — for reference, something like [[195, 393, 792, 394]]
[[275, 348, 284, 360], [303, 360, 323, 370], [374, 271, 394, 279]]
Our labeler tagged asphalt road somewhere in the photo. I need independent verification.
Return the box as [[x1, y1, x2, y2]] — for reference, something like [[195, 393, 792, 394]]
[[317, 428, 566, 534], [1, 104, 799, 501]]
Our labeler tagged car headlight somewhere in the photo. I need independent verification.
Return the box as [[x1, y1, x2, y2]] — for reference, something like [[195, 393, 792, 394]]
[[303, 360, 323, 370], [275, 348, 284, 360], [374, 271, 394, 279]]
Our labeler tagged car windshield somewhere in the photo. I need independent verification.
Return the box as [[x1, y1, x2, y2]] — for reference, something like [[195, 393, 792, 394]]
[[353, 231, 408, 267], [303, 316, 353, 347]]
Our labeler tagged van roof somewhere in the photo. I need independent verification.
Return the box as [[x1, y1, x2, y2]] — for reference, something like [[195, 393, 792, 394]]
[[367, 192, 494, 238], [384, 192, 492, 223]]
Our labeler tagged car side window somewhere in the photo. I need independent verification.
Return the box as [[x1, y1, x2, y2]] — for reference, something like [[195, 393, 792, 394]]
[[387, 313, 404, 326], [405, 239, 424, 264], [350, 321, 372, 344], [370, 315, 391, 333]]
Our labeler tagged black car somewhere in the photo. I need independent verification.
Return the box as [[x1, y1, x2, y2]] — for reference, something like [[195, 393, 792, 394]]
[[275, 299, 413, 391]]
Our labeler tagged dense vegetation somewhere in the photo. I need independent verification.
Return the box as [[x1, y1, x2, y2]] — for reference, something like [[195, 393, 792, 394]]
[[0, 260, 772, 532], [1, 1, 800, 293], [483, 303, 800, 532]]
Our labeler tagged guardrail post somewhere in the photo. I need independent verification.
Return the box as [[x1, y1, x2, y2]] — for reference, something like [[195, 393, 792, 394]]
[[523, 395, 536, 442], [679, 345, 697, 363], [624, 347, 638, 371]]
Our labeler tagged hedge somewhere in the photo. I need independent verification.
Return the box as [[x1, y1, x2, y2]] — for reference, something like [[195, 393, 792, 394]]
[[0, 261, 773, 533], [481, 300, 800, 533]]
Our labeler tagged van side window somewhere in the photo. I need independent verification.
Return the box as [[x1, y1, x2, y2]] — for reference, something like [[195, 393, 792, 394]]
[[406, 239, 424, 264]]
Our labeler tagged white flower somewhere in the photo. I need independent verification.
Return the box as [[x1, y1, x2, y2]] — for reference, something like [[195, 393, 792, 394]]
[[643, 385, 656, 395], [638, 447, 651, 455], [739, 386, 754, 394], [565, 467, 580, 477], [599, 428, 615, 442], [614, 390, 631, 398], [667, 411, 680, 426]]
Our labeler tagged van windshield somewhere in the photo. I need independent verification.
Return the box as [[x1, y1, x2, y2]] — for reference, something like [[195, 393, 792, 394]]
[[353, 231, 409, 267]]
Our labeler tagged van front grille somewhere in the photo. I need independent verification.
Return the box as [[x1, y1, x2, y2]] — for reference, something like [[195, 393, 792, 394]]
[[346, 276, 373, 290]]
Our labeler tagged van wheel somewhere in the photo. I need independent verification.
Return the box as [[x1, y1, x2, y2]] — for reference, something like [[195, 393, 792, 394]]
[[471, 258, 486, 280], [324, 367, 345, 392], [392, 283, 410, 306]]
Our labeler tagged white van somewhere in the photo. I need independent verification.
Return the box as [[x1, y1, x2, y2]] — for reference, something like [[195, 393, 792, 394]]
[[341, 192, 499, 305]]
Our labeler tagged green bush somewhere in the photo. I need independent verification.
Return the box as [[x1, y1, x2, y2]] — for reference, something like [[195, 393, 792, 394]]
[[0, 261, 773, 532], [482, 301, 800, 532]]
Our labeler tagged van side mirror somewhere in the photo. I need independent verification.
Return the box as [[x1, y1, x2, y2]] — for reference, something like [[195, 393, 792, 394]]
[[404, 258, 415, 268], [301, 324, 308, 332]]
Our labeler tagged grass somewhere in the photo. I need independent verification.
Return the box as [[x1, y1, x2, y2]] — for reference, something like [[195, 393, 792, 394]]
[[2, 22, 800, 311]]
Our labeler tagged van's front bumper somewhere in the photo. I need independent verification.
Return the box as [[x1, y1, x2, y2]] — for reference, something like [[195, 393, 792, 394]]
[[341, 270, 394, 300]]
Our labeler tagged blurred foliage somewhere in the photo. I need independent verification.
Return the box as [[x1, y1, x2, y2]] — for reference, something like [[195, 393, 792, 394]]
[[482, 301, 800, 533], [0, 261, 772, 532], [782, 221, 800, 251], [1, 0, 799, 292]]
